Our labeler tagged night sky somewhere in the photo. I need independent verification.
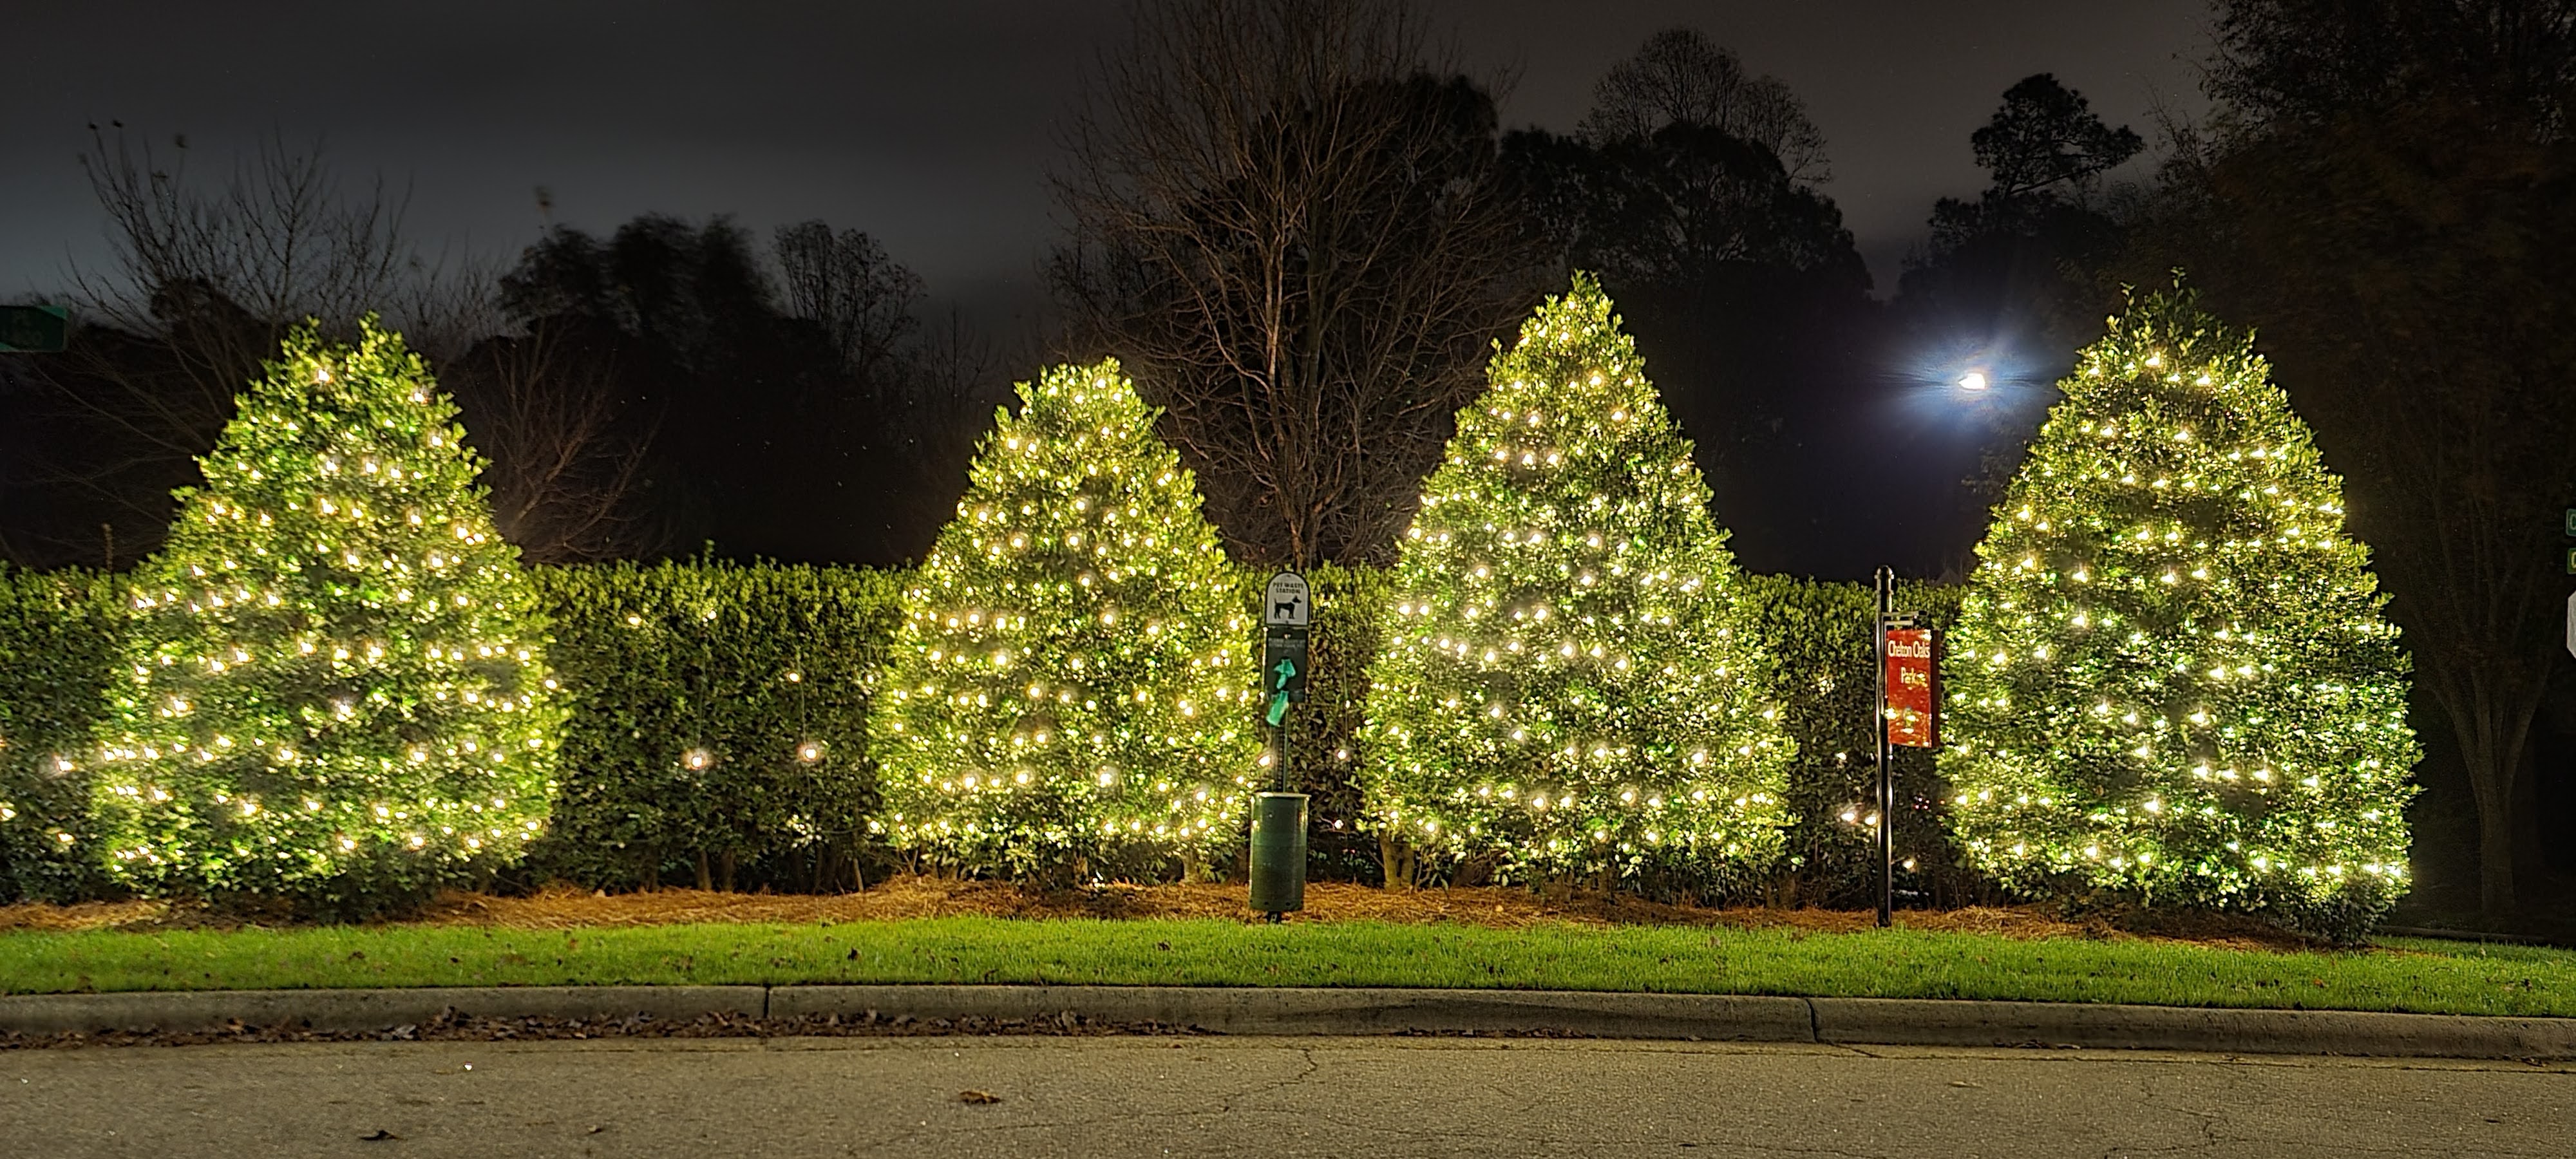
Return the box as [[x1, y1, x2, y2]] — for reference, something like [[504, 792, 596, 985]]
[[1, 0, 2213, 577]]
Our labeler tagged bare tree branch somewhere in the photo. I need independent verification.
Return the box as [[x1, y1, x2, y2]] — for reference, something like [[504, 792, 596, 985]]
[[1051, 0, 1542, 566], [444, 321, 676, 563]]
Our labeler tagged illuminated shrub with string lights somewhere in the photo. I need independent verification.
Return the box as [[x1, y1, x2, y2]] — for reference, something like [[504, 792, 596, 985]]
[[90, 321, 562, 912], [1360, 276, 1792, 890], [871, 359, 1256, 880], [1942, 287, 2417, 938]]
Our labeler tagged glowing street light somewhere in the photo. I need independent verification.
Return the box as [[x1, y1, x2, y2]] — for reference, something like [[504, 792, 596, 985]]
[[1957, 371, 1990, 391]]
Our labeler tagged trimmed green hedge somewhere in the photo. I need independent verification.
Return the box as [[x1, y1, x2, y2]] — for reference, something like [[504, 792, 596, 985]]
[[1, 556, 1977, 902], [1738, 575, 1977, 908], [0, 565, 124, 903], [528, 560, 902, 892]]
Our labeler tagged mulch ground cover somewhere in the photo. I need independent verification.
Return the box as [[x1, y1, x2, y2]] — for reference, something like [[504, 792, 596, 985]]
[[0, 876, 2322, 952]]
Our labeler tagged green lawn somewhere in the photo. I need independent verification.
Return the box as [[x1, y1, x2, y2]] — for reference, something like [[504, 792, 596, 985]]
[[4, 918, 2573, 1017]]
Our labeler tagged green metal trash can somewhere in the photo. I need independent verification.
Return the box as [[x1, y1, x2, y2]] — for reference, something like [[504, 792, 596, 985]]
[[1248, 791, 1309, 918]]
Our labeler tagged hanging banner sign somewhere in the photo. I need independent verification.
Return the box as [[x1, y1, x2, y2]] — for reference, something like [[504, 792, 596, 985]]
[[1884, 626, 1938, 748]]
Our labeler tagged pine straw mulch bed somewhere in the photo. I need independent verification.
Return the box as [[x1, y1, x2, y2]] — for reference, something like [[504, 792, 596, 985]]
[[0, 876, 2322, 952]]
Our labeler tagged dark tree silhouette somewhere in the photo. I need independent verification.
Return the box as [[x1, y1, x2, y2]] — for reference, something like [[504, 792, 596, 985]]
[[0, 129, 480, 569], [1050, 0, 1543, 567], [2123, 0, 2576, 917], [495, 215, 999, 566], [1504, 40, 1870, 569], [1899, 75, 2141, 361], [1576, 27, 1831, 184]]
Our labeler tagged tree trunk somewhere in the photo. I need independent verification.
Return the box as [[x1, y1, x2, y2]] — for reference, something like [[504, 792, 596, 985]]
[[1378, 831, 1412, 891], [2441, 673, 2537, 918], [2474, 787, 2517, 917], [719, 849, 737, 893], [694, 850, 713, 892]]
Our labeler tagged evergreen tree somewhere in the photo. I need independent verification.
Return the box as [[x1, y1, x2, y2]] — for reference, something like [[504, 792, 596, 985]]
[[1942, 287, 2417, 936], [91, 321, 561, 910], [1361, 275, 1792, 888], [872, 359, 1255, 879]]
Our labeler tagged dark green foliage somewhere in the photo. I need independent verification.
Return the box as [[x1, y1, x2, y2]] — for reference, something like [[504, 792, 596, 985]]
[[531, 560, 900, 891], [0, 566, 124, 902], [1736, 574, 1976, 907], [1255, 562, 1390, 880]]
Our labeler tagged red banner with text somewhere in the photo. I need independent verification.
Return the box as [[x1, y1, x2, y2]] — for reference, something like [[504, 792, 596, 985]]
[[1884, 627, 1937, 748]]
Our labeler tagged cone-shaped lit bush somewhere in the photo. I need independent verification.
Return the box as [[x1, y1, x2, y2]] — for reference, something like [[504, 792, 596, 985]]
[[1360, 275, 1792, 888], [872, 359, 1256, 879], [1942, 286, 2417, 938], [93, 321, 561, 912]]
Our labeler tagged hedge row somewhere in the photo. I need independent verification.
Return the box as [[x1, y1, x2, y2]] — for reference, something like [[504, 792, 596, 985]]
[[527, 559, 903, 892], [0, 559, 1960, 900], [1738, 574, 1976, 909], [0, 565, 123, 903]]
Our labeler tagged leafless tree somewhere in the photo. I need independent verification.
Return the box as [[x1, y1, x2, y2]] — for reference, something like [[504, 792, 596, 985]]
[[1577, 28, 1832, 184], [443, 323, 675, 563], [6, 128, 458, 565], [773, 221, 923, 384], [1050, 0, 1544, 566], [5, 127, 667, 569]]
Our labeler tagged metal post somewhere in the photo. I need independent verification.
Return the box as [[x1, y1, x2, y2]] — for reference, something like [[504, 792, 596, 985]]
[[1875, 565, 1894, 929]]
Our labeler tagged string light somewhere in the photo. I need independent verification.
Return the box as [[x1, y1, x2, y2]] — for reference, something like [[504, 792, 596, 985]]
[[1360, 275, 1792, 886], [1941, 287, 2417, 936]]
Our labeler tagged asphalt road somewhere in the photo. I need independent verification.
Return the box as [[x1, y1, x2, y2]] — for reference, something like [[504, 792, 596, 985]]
[[4, 1035, 2570, 1158]]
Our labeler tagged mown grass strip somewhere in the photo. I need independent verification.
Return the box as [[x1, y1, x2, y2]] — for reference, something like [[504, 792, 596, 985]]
[[3, 919, 2571, 1017]]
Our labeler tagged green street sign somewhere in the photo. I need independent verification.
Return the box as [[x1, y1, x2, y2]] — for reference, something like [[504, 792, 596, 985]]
[[2564, 547, 2576, 575], [2564, 508, 2576, 538], [0, 305, 68, 353]]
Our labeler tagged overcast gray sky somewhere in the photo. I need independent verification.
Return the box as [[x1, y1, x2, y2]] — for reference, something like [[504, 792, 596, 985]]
[[1, 1, 2211, 328]]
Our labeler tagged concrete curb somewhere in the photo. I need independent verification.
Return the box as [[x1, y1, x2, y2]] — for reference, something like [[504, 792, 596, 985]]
[[772, 985, 1816, 1041], [0, 986, 763, 1035], [4, 985, 2571, 1060]]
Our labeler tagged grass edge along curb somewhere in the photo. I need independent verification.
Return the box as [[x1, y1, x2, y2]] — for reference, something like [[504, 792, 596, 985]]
[[7, 918, 2576, 1019], [3, 985, 2573, 1060]]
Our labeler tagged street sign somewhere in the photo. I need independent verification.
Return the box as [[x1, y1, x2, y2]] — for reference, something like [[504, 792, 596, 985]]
[[2564, 509, 2576, 538], [1884, 626, 1938, 748], [1263, 571, 1311, 628], [0, 305, 68, 353], [2564, 547, 2576, 576]]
